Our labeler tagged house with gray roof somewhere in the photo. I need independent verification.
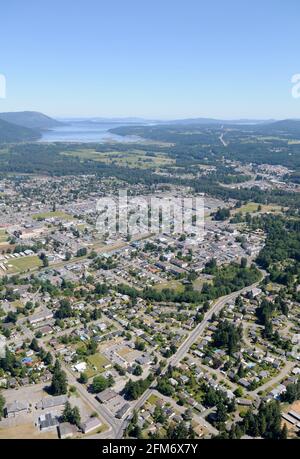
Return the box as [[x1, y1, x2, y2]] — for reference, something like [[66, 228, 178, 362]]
[[5, 400, 29, 418]]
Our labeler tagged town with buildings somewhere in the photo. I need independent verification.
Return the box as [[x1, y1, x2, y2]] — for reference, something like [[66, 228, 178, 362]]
[[0, 170, 299, 441], [1, 2, 300, 446]]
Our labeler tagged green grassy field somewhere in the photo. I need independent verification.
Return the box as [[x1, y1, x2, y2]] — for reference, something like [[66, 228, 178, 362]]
[[192, 276, 213, 291], [61, 148, 175, 169], [76, 223, 88, 231], [0, 229, 8, 243], [6, 255, 43, 273], [147, 394, 159, 405], [236, 202, 282, 214], [32, 211, 73, 221], [85, 353, 111, 378], [11, 300, 24, 308], [154, 280, 185, 293]]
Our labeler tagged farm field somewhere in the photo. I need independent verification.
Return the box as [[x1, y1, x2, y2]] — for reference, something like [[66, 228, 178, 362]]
[[234, 202, 282, 214], [62, 148, 175, 169]]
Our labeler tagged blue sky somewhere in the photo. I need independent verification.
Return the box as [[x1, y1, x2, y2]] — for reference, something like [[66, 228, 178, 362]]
[[0, 0, 300, 119]]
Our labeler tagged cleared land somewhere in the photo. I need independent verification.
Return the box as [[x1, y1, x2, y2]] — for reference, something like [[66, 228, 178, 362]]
[[0, 229, 8, 243], [154, 280, 185, 293], [234, 202, 282, 214], [0, 424, 58, 439], [32, 211, 73, 220], [61, 148, 175, 169], [193, 276, 213, 292]]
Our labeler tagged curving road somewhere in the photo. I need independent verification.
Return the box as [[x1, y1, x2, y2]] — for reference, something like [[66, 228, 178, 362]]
[[58, 271, 265, 439], [116, 275, 265, 438], [166, 278, 263, 370]]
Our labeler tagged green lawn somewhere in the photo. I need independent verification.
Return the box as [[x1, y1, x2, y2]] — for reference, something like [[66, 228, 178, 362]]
[[7, 255, 43, 273], [76, 223, 88, 231], [0, 229, 8, 243], [11, 300, 24, 309], [147, 394, 159, 405], [32, 211, 73, 221], [85, 353, 111, 378]]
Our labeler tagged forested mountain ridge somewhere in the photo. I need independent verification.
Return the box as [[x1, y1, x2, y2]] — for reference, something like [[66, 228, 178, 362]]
[[0, 118, 40, 143], [0, 111, 63, 129]]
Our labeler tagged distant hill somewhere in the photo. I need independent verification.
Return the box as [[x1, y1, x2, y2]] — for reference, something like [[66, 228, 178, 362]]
[[0, 119, 40, 143], [0, 111, 63, 129], [229, 119, 300, 137], [153, 118, 300, 136], [165, 118, 274, 126], [262, 119, 300, 134]]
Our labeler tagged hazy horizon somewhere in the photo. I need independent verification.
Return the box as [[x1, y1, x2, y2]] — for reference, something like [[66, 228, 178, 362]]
[[0, 111, 291, 123], [0, 0, 300, 119]]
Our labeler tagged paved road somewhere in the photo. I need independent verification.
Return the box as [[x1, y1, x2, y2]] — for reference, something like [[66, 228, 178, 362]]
[[116, 269, 296, 439], [41, 272, 265, 439], [62, 363, 122, 438], [152, 389, 218, 436], [166, 279, 262, 370], [198, 362, 238, 391], [250, 360, 295, 396], [219, 132, 228, 147], [219, 127, 228, 147], [115, 387, 154, 438], [116, 277, 264, 438]]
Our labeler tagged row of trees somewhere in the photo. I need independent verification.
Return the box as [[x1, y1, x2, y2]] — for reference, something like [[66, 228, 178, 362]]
[[216, 400, 288, 439], [212, 320, 243, 356], [91, 374, 114, 393], [117, 261, 261, 306], [61, 401, 81, 427], [123, 374, 154, 400], [50, 360, 68, 395], [0, 392, 5, 419]]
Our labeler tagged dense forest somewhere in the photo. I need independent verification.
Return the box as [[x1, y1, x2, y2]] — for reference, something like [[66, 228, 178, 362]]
[[0, 119, 40, 142], [253, 214, 300, 286], [111, 122, 300, 170]]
